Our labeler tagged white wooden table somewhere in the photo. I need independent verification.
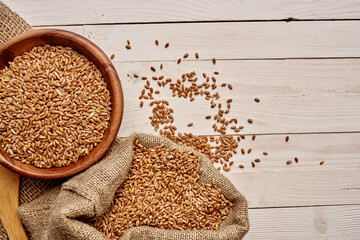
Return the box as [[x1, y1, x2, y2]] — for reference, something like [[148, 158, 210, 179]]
[[4, 0, 360, 239]]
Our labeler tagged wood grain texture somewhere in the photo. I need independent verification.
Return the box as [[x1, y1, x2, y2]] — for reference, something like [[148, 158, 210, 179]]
[[120, 94, 360, 135], [228, 168, 360, 208], [4, 0, 360, 26], [213, 132, 360, 171], [118, 92, 360, 137], [115, 59, 360, 96], [0, 166, 28, 240], [0, 29, 123, 179], [247, 205, 360, 239], [44, 21, 360, 61], [110, 59, 360, 135]]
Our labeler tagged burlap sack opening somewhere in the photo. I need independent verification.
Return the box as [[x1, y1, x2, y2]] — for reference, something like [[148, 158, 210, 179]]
[[18, 133, 249, 240]]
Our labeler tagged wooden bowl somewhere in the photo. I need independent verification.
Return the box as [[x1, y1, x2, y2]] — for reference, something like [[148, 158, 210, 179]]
[[0, 29, 123, 179]]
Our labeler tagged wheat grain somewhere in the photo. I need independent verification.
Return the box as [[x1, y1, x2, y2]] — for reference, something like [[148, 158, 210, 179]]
[[0, 45, 111, 168], [91, 143, 232, 238]]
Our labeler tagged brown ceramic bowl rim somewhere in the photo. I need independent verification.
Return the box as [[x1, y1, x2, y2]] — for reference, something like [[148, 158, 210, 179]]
[[0, 29, 123, 179]]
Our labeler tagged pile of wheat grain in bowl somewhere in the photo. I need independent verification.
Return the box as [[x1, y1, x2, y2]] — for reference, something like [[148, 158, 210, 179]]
[[91, 141, 232, 239], [0, 45, 111, 168]]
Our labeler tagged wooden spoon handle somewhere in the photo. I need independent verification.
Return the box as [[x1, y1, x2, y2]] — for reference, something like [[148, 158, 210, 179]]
[[0, 165, 28, 240]]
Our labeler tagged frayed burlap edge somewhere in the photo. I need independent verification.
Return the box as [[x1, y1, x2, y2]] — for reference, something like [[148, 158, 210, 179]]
[[18, 133, 249, 240]]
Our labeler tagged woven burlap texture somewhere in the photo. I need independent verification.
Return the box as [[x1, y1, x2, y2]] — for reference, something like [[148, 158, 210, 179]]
[[18, 133, 249, 240], [0, 220, 8, 240], [0, 1, 31, 45]]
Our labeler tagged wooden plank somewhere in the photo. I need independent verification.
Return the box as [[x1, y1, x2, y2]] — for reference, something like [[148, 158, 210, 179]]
[[114, 59, 360, 135], [5, 0, 360, 26], [213, 132, 360, 170], [117, 132, 360, 171], [247, 205, 360, 239], [221, 133, 360, 207], [48, 21, 360, 61], [227, 167, 360, 208], [115, 59, 360, 96], [119, 95, 360, 135]]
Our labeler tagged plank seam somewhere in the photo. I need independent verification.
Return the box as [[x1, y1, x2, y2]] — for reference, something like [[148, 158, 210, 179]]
[[106, 57, 360, 63], [249, 203, 360, 210], [31, 18, 360, 28]]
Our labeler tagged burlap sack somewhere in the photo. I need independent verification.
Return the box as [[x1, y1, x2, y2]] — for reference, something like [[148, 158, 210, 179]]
[[18, 133, 249, 240], [0, 1, 31, 45]]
